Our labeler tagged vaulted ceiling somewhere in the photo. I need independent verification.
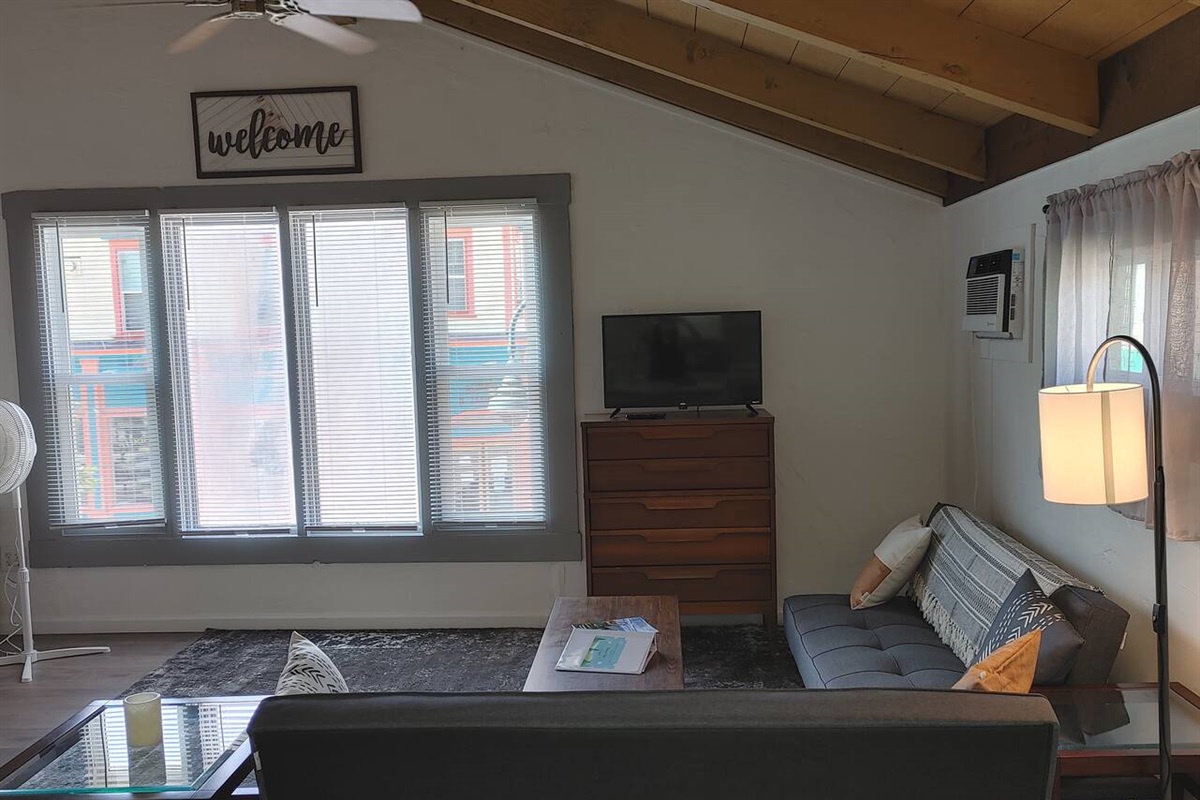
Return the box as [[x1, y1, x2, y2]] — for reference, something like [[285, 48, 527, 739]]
[[421, 0, 1200, 202]]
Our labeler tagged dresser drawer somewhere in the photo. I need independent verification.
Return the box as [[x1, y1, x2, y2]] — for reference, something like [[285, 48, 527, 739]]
[[588, 457, 771, 492], [589, 495, 771, 531], [591, 565, 773, 602], [586, 424, 769, 461], [590, 528, 771, 567]]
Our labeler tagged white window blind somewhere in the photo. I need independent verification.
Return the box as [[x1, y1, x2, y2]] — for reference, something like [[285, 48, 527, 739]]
[[289, 207, 420, 531], [160, 211, 295, 532], [32, 214, 165, 528], [420, 202, 547, 526]]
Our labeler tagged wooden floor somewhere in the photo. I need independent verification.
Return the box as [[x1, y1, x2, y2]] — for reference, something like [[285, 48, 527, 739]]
[[0, 632, 197, 765]]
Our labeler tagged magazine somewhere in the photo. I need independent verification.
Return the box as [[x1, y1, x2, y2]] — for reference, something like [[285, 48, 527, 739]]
[[555, 628, 658, 674]]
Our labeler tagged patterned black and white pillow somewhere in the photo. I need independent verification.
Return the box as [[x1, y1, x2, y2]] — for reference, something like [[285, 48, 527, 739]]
[[979, 569, 1083, 685], [275, 632, 349, 695]]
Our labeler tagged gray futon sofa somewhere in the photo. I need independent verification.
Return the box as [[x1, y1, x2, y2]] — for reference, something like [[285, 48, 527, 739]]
[[784, 503, 1130, 689]]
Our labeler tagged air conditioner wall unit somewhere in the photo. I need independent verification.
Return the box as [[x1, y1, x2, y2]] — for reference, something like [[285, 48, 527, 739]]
[[963, 248, 1023, 339]]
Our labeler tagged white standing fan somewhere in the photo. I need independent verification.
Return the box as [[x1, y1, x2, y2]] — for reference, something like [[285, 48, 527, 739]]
[[0, 400, 109, 683]]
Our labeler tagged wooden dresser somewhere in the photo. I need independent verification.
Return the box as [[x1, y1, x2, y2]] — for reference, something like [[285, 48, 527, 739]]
[[581, 409, 776, 631]]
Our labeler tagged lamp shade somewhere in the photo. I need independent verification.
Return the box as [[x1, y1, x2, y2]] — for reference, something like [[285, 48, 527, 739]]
[[1038, 382, 1148, 505]]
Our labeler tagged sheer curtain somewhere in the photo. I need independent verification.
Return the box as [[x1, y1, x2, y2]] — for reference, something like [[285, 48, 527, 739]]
[[1045, 150, 1199, 542]]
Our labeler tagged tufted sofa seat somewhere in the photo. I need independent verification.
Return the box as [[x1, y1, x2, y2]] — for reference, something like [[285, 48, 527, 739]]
[[783, 594, 966, 689]]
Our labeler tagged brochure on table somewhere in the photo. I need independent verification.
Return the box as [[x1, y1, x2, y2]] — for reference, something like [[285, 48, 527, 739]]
[[556, 618, 658, 674]]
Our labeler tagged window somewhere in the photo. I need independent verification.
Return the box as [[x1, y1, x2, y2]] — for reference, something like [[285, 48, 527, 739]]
[[289, 207, 419, 532], [422, 203, 545, 526], [161, 211, 295, 532], [1045, 151, 1199, 542], [32, 214, 166, 529], [8, 175, 576, 566]]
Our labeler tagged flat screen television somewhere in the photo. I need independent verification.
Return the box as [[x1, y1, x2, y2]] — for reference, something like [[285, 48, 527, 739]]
[[602, 310, 763, 410]]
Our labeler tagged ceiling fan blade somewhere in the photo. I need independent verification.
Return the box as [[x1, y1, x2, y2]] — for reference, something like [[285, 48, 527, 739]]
[[297, 0, 422, 22], [167, 13, 234, 53], [274, 12, 377, 54]]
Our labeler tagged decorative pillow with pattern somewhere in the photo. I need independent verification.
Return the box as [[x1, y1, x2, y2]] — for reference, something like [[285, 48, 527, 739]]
[[978, 569, 1083, 685], [953, 630, 1041, 694], [275, 632, 349, 695]]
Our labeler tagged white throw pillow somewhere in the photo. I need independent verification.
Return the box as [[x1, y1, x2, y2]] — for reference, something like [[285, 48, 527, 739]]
[[275, 632, 349, 695], [850, 515, 934, 609]]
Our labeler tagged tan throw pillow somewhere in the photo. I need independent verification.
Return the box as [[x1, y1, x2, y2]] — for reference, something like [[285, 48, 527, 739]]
[[850, 515, 933, 609], [953, 630, 1042, 694]]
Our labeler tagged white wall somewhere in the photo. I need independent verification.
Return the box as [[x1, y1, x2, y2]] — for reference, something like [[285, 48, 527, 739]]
[[0, 1, 946, 632], [943, 107, 1200, 687]]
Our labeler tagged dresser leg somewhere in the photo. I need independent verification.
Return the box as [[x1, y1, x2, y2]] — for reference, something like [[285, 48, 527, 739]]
[[764, 605, 777, 636]]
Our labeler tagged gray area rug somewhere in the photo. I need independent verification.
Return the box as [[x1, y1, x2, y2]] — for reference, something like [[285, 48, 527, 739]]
[[125, 626, 804, 696]]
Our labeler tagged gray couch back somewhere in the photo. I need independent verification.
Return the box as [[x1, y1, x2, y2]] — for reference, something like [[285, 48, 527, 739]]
[[249, 690, 1059, 800], [922, 504, 1130, 684]]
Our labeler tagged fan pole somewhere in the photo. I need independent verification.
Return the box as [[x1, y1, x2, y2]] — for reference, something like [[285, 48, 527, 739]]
[[0, 489, 110, 683]]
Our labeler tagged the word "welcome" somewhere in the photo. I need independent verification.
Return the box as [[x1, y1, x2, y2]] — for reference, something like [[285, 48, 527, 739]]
[[208, 107, 348, 159]]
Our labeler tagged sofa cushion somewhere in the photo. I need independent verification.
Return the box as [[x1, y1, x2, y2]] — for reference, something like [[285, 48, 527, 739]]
[[784, 594, 965, 689]]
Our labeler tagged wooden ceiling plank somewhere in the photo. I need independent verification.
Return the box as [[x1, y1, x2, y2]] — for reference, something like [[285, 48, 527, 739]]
[[960, 0, 1070, 37], [646, 0, 696, 29], [1025, 0, 1180, 57], [837, 60, 901, 94], [676, 0, 1100, 135], [886, 77, 954, 111], [694, 6, 748, 45], [448, 0, 986, 178], [741, 25, 798, 62], [933, 92, 1011, 126], [788, 40, 847, 78], [1088, 2, 1196, 60], [419, 0, 949, 196]]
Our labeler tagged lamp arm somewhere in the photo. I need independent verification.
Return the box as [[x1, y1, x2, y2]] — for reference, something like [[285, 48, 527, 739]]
[[1084, 335, 1163, 474], [1086, 334, 1170, 799]]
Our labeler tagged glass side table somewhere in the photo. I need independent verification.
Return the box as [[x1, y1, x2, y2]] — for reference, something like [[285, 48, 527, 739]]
[[1039, 683, 1200, 800], [0, 697, 265, 799]]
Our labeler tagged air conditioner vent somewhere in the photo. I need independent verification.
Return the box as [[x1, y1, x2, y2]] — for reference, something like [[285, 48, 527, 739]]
[[966, 275, 1002, 315]]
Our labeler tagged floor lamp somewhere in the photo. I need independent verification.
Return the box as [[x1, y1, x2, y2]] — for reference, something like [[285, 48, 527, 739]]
[[1038, 334, 1171, 800], [0, 400, 109, 683]]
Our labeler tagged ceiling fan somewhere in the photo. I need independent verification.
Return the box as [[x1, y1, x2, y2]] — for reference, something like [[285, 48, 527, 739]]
[[99, 0, 423, 55]]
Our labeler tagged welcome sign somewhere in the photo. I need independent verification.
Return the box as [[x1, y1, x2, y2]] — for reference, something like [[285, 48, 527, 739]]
[[191, 86, 361, 179]]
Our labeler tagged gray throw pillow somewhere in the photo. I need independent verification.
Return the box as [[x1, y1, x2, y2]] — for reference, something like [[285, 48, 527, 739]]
[[979, 569, 1083, 685]]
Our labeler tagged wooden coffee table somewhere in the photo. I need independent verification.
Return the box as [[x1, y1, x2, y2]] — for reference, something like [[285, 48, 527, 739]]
[[523, 596, 684, 691]]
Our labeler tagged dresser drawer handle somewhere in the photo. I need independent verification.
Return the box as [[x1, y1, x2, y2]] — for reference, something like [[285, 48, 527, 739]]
[[639, 461, 720, 473], [638, 531, 724, 543], [641, 567, 720, 580], [641, 498, 722, 511], [637, 428, 717, 441]]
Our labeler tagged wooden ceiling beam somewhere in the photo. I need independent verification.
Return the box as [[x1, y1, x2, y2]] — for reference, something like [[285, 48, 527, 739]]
[[420, 0, 949, 196], [678, 0, 1101, 136], [442, 0, 985, 179]]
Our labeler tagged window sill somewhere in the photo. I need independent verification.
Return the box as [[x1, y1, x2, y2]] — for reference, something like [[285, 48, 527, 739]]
[[28, 529, 582, 568]]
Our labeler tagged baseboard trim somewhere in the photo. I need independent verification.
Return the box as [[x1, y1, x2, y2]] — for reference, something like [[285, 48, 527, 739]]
[[30, 611, 552, 635]]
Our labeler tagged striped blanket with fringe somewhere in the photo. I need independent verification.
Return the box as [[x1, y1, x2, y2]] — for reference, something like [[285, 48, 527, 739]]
[[910, 504, 1097, 665]]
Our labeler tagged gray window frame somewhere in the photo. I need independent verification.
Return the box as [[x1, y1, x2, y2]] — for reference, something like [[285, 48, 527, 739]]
[[2, 174, 579, 568]]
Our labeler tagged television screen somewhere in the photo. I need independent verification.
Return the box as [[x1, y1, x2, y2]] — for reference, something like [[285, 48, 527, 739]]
[[602, 311, 762, 409]]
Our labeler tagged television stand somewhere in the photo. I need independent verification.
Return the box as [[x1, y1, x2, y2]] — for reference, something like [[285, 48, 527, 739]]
[[745, 404, 759, 417], [608, 407, 621, 419]]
